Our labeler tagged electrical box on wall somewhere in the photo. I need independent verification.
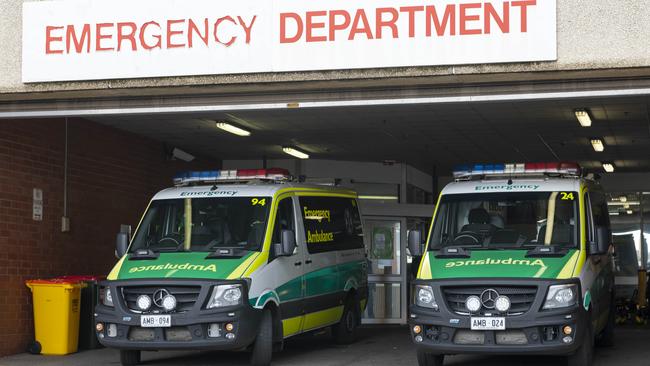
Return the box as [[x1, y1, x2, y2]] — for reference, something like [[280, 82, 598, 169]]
[[32, 188, 43, 221], [61, 216, 70, 232]]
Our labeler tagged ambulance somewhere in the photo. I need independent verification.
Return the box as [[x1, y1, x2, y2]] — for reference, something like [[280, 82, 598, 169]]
[[408, 163, 614, 366], [94, 168, 368, 366]]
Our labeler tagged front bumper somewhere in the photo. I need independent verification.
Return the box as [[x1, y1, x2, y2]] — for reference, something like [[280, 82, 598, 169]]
[[409, 279, 587, 356], [94, 279, 261, 351]]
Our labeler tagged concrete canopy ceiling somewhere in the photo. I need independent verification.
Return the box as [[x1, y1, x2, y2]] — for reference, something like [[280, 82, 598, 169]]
[[90, 95, 650, 175]]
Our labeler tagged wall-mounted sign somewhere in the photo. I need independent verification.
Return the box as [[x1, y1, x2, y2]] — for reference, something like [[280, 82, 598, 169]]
[[22, 0, 557, 83], [32, 188, 43, 221]]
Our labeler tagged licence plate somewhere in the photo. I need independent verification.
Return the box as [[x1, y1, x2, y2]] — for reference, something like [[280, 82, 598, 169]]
[[470, 317, 505, 331], [140, 315, 171, 328]]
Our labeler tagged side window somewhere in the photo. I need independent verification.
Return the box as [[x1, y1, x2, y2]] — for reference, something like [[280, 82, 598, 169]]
[[299, 196, 364, 254], [590, 192, 610, 228], [272, 198, 295, 247], [587, 192, 610, 242]]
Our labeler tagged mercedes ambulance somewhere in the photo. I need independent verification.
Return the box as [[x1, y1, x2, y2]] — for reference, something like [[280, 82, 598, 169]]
[[408, 163, 614, 366], [94, 168, 368, 366]]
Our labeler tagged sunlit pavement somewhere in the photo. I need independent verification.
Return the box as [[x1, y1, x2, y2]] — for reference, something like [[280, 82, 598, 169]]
[[1, 325, 648, 366]]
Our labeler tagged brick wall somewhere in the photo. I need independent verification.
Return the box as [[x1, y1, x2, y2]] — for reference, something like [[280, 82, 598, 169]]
[[0, 118, 219, 356]]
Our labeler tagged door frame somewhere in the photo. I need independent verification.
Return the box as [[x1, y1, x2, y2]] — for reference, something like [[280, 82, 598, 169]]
[[362, 216, 408, 325]]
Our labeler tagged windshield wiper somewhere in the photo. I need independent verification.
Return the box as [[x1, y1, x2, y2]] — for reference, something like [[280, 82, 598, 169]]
[[526, 245, 569, 258], [435, 246, 472, 259], [206, 247, 249, 259], [128, 249, 160, 260]]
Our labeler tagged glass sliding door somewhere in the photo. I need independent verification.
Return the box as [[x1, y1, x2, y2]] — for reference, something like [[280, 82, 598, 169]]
[[362, 218, 407, 324]]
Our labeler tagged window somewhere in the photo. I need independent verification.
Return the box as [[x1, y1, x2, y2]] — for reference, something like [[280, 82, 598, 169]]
[[588, 191, 611, 243], [130, 197, 271, 253], [299, 196, 364, 254], [429, 192, 579, 250], [272, 198, 295, 247]]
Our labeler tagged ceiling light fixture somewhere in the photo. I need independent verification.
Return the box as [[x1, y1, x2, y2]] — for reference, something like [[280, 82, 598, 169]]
[[608, 201, 640, 206], [590, 138, 605, 152], [216, 121, 251, 137], [602, 162, 615, 173], [358, 195, 399, 201], [282, 146, 309, 159], [575, 109, 592, 127]]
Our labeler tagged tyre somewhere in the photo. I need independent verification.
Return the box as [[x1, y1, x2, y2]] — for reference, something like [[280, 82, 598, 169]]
[[597, 301, 616, 347], [120, 350, 141, 366], [250, 309, 274, 366], [332, 297, 359, 345], [416, 349, 444, 366], [567, 325, 593, 366]]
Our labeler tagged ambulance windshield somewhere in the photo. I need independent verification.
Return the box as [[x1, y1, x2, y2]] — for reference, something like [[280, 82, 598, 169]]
[[130, 197, 271, 253], [429, 192, 579, 250]]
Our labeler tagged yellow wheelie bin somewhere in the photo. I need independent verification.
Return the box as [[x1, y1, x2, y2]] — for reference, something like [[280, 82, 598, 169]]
[[25, 279, 85, 355]]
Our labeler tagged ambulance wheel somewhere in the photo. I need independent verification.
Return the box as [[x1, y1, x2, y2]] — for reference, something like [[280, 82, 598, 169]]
[[566, 325, 593, 366], [250, 309, 273, 366], [332, 297, 359, 345], [416, 350, 444, 366], [597, 300, 616, 347], [120, 350, 141, 366]]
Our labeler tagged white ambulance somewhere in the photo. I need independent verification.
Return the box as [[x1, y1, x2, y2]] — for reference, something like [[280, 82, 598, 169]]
[[95, 168, 368, 366], [409, 163, 614, 366]]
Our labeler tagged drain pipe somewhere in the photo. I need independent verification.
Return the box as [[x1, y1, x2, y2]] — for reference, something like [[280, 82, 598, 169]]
[[61, 118, 70, 232]]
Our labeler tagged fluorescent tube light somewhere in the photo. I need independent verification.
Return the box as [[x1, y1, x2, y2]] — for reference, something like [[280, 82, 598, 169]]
[[216, 122, 251, 137], [590, 138, 604, 152], [358, 195, 399, 200], [282, 147, 309, 159], [575, 109, 592, 127], [608, 201, 640, 206], [602, 162, 615, 173]]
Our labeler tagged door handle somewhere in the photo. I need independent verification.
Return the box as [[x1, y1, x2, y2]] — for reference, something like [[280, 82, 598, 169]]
[[294, 261, 302, 266], [305, 260, 313, 265]]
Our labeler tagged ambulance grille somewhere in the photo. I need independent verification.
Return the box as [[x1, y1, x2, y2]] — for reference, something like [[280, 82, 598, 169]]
[[121, 286, 201, 313], [442, 286, 537, 316]]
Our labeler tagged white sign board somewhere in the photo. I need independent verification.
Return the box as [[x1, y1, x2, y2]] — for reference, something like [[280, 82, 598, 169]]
[[32, 188, 43, 221], [22, 0, 557, 82]]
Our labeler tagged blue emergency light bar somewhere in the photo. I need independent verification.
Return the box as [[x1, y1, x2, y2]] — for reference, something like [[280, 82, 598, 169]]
[[453, 162, 582, 179], [173, 168, 291, 186]]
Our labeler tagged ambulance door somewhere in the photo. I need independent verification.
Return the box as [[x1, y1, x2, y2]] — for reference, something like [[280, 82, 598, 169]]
[[271, 196, 306, 338], [298, 195, 342, 332]]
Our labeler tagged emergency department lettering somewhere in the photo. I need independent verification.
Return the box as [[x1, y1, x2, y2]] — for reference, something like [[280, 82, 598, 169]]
[[45, 17, 257, 54], [22, 0, 556, 82], [280, 1, 537, 43]]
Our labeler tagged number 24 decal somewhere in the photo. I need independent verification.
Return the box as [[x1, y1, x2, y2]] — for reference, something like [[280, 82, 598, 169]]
[[251, 198, 266, 206], [560, 192, 575, 201]]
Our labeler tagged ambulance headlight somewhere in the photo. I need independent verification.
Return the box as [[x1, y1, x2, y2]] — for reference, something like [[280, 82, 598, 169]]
[[495, 296, 511, 313], [543, 284, 578, 309], [101, 287, 114, 307], [465, 296, 482, 313], [415, 285, 438, 310], [207, 284, 243, 309]]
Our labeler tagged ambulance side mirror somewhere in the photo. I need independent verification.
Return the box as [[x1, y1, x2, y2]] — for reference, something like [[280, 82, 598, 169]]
[[116, 232, 130, 258], [274, 230, 296, 257], [589, 226, 611, 255], [408, 230, 424, 257]]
